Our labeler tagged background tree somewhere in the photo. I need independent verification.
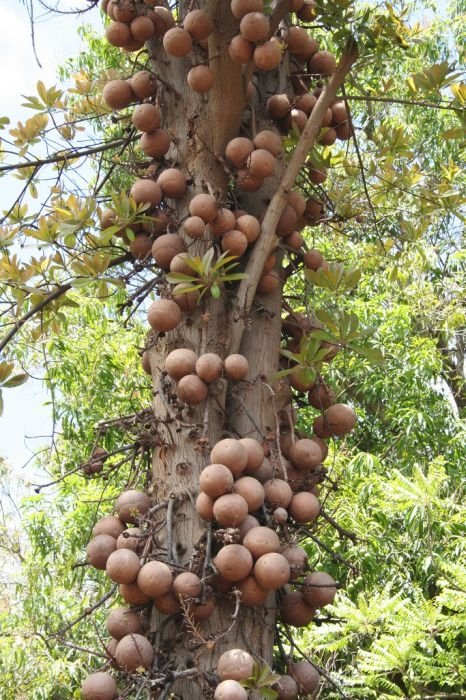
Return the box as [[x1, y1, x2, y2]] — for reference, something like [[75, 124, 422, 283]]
[[0, 0, 465, 699]]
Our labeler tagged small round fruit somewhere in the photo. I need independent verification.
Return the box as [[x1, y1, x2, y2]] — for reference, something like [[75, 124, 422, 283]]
[[182, 215, 206, 239], [236, 575, 268, 606], [81, 672, 117, 700], [87, 534, 117, 570], [257, 270, 281, 294], [302, 571, 337, 608], [238, 514, 260, 539], [240, 12, 270, 42], [309, 50, 336, 75], [313, 403, 357, 438], [217, 648, 254, 681], [130, 70, 157, 99], [231, 0, 264, 19], [290, 660, 320, 693], [165, 348, 198, 380], [267, 93, 290, 119], [196, 491, 215, 521], [221, 230, 248, 257], [177, 374, 209, 405], [263, 478, 293, 508], [210, 208, 237, 237], [200, 463, 234, 498], [119, 581, 151, 605], [235, 214, 261, 243], [173, 571, 202, 599], [106, 607, 142, 640], [129, 234, 152, 261], [289, 492, 320, 523], [154, 590, 181, 615], [254, 40, 282, 71], [233, 476, 265, 512], [140, 129, 171, 157], [289, 438, 322, 470], [116, 490, 151, 524], [106, 549, 141, 584], [238, 437, 264, 471], [253, 130, 282, 156], [281, 544, 308, 580], [137, 560, 173, 598], [213, 493, 248, 527], [147, 299, 182, 332], [196, 353, 223, 383], [303, 249, 324, 270], [280, 591, 315, 627], [214, 544, 253, 582], [214, 679, 248, 700], [157, 168, 187, 198], [163, 27, 193, 57], [115, 633, 154, 671], [211, 438, 248, 476], [273, 674, 299, 700], [229, 34, 254, 64], [102, 79, 134, 110], [187, 64, 214, 92], [248, 148, 276, 179], [254, 552, 290, 589], [243, 526, 280, 558], [224, 354, 249, 381], [152, 233, 186, 270], [92, 515, 126, 539], [130, 179, 162, 207], [189, 194, 218, 222], [106, 21, 131, 47], [226, 137, 255, 168]]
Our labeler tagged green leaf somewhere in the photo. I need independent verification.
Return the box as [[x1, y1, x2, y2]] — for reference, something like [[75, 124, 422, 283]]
[[211, 284, 221, 298], [2, 372, 28, 388]]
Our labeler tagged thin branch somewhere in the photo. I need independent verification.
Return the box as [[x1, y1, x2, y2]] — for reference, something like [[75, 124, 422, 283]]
[[0, 254, 130, 353], [342, 93, 466, 114], [0, 137, 137, 174], [52, 585, 117, 637], [229, 46, 358, 355]]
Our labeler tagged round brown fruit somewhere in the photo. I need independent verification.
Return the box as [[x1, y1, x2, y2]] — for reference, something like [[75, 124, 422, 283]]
[[106, 607, 142, 640], [243, 526, 280, 558], [218, 648, 254, 681], [267, 93, 290, 119], [248, 149, 276, 179], [173, 571, 202, 599], [263, 478, 293, 508], [280, 591, 315, 627], [81, 672, 117, 700], [213, 493, 249, 527], [254, 40, 282, 71], [211, 438, 248, 476], [115, 634, 154, 671], [116, 489, 151, 524], [165, 348, 197, 380], [238, 514, 260, 539], [187, 65, 214, 92], [210, 208, 236, 237], [87, 534, 116, 570], [130, 179, 162, 207], [281, 544, 308, 580], [102, 79, 134, 110], [224, 354, 249, 381], [199, 463, 234, 498], [130, 15, 155, 42], [238, 437, 264, 471], [221, 230, 248, 257], [92, 515, 126, 539], [289, 660, 320, 693], [182, 215, 206, 239], [163, 27, 193, 57], [254, 552, 290, 589], [140, 129, 171, 157], [170, 251, 193, 276], [285, 231, 304, 251], [147, 299, 181, 332], [295, 93, 317, 116], [190, 598, 215, 621], [236, 575, 268, 606], [152, 233, 186, 269], [154, 590, 181, 615], [231, 0, 264, 19], [150, 6, 175, 35], [130, 70, 157, 99], [129, 234, 152, 261], [225, 137, 255, 168], [196, 491, 215, 521], [276, 205, 298, 236], [309, 50, 336, 75], [195, 353, 223, 383], [286, 26, 310, 55], [287, 191, 306, 217], [289, 492, 320, 523], [313, 403, 357, 438], [214, 680, 248, 700], [113, 0, 136, 22], [297, 1, 317, 21], [229, 35, 254, 64], [157, 168, 187, 198], [302, 571, 337, 607], [308, 165, 327, 184], [240, 12, 270, 42], [247, 456, 273, 483], [137, 560, 173, 598], [105, 21, 131, 48], [106, 549, 141, 584], [262, 253, 277, 272], [308, 381, 335, 410], [189, 193, 218, 222], [233, 476, 265, 512], [214, 544, 253, 582], [273, 674, 299, 700], [177, 374, 208, 405], [183, 9, 214, 40], [303, 248, 324, 270], [236, 168, 263, 192], [119, 581, 151, 605], [289, 438, 322, 470]]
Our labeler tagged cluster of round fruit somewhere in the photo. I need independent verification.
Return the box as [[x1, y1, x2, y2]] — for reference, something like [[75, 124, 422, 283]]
[[214, 647, 325, 700], [225, 130, 281, 193], [164, 348, 249, 406]]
